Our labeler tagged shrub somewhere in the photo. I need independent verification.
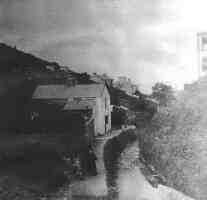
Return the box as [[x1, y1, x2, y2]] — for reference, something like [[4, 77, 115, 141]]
[[138, 88, 207, 200], [111, 106, 127, 127]]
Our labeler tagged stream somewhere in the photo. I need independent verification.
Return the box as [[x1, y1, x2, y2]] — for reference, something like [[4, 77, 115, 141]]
[[43, 129, 194, 200]]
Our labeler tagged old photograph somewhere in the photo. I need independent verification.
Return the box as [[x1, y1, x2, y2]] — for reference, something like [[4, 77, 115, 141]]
[[0, 0, 206, 199]]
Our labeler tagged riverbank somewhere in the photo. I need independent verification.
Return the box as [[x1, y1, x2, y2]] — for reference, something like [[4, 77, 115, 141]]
[[137, 89, 207, 200], [107, 129, 194, 200]]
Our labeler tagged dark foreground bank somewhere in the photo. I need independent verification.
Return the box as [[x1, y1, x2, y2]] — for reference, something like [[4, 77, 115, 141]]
[[0, 132, 91, 199]]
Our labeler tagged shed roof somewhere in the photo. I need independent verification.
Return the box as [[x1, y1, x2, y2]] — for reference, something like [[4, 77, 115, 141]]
[[33, 84, 106, 99]]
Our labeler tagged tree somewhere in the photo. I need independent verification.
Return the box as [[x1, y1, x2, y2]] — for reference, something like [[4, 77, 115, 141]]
[[152, 82, 175, 106], [79, 72, 91, 83], [111, 106, 127, 127]]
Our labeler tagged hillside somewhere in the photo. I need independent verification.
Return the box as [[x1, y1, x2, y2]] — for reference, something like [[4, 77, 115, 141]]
[[0, 43, 158, 198], [0, 43, 156, 131], [0, 43, 96, 130], [0, 43, 94, 84], [0, 43, 53, 72], [0, 43, 151, 99], [138, 75, 207, 200]]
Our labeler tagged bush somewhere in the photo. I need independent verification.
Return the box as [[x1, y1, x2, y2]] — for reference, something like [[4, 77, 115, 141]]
[[138, 88, 207, 200], [111, 106, 127, 127]]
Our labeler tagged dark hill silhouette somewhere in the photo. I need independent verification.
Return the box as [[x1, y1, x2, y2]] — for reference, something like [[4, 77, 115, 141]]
[[0, 43, 94, 131], [0, 43, 51, 72], [0, 43, 94, 84], [0, 43, 155, 131]]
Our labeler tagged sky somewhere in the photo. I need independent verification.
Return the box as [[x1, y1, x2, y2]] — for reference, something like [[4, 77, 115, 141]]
[[0, 0, 207, 93]]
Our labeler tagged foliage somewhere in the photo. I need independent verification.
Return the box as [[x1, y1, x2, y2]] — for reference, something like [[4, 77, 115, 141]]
[[111, 106, 127, 127], [78, 72, 93, 84], [152, 82, 175, 106], [138, 84, 207, 200]]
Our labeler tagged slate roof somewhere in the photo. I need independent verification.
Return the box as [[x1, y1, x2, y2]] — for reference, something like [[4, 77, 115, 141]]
[[32, 84, 105, 99]]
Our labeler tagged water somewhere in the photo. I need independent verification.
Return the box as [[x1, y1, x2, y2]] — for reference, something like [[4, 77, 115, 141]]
[[45, 129, 194, 200]]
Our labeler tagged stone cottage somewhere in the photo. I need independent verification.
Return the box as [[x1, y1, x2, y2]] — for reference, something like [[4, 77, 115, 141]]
[[32, 83, 111, 136]]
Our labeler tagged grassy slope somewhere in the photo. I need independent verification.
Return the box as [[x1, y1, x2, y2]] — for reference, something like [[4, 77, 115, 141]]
[[138, 78, 207, 200]]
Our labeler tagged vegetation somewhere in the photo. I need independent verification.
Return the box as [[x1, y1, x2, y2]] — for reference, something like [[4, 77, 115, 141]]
[[0, 43, 159, 198], [138, 80, 207, 200], [152, 82, 175, 106], [111, 106, 127, 128]]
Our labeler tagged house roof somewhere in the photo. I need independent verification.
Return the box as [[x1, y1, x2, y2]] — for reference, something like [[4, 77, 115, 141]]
[[33, 84, 106, 99]]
